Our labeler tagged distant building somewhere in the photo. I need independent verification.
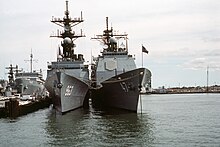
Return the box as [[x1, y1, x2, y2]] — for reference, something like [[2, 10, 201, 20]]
[[154, 86, 167, 94]]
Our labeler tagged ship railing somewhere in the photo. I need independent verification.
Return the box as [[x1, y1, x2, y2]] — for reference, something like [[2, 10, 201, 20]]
[[102, 52, 128, 56]]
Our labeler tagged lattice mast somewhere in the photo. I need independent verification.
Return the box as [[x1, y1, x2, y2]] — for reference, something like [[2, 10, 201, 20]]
[[50, 0, 85, 59], [91, 17, 128, 52]]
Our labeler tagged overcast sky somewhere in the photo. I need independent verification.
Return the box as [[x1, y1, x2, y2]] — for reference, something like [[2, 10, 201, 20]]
[[0, 0, 220, 88]]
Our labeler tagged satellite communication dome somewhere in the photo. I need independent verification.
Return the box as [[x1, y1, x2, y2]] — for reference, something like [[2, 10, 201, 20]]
[[64, 37, 72, 44], [109, 37, 117, 44]]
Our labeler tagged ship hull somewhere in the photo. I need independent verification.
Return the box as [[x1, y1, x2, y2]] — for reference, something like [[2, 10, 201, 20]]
[[15, 78, 45, 96], [91, 68, 147, 112], [45, 72, 89, 113]]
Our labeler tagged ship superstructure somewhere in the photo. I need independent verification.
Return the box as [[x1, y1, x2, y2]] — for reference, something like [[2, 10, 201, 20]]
[[91, 17, 136, 86], [91, 17, 151, 112], [45, 1, 89, 113]]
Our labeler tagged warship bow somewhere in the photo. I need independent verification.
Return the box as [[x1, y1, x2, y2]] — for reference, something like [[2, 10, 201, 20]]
[[45, 1, 89, 113], [91, 17, 151, 112]]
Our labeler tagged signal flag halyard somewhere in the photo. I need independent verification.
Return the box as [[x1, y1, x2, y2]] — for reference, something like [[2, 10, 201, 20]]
[[142, 45, 149, 54]]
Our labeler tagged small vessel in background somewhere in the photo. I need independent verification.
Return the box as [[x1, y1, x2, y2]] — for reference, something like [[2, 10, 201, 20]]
[[45, 1, 89, 113], [4, 52, 47, 100], [0, 53, 50, 118], [91, 17, 152, 112]]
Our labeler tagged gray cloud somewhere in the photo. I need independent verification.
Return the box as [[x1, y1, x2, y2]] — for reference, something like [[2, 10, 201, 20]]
[[181, 57, 220, 70]]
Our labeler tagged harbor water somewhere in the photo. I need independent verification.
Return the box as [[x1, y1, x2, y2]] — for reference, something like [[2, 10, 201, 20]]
[[0, 94, 220, 146]]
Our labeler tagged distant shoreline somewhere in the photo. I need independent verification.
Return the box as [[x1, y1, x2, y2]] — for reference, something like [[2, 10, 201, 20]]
[[142, 91, 220, 95], [145, 85, 220, 95]]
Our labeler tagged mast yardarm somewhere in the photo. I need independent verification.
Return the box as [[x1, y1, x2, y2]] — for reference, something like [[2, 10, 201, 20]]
[[91, 17, 128, 53], [50, 0, 85, 60]]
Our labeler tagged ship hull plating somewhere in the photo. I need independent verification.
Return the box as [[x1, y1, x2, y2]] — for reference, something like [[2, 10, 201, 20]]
[[45, 72, 89, 113], [92, 68, 147, 112], [15, 78, 45, 96]]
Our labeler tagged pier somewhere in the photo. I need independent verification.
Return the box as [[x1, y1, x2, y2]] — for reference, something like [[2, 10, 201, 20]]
[[0, 96, 51, 118]]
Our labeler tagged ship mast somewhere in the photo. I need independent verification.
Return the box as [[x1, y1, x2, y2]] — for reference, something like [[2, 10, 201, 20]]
[[5, 64, 18, 85], [91, 17, 128, 53], [50, 0, 85, 60], [103, 17, 113, 48], [24, 49, 37, 73], [30, 52, 33, 73]]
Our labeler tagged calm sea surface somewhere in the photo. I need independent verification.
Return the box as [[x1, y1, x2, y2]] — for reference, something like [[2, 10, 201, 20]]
[[0, 94, 220, 147]]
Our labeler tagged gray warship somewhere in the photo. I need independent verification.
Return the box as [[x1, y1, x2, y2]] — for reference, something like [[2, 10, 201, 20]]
[[45, 1, 89, 113], [91, 17, 151, 112], [5, 53, 46, 99]]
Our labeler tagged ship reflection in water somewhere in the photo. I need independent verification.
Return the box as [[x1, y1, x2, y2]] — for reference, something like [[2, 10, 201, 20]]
[[45, 105, 155, 146]]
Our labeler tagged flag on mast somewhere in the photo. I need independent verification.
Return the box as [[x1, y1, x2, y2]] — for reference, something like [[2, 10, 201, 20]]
[[142, 45, 149, 54]]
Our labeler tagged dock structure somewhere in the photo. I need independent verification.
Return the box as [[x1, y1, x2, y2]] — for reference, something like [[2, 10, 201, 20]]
[[0, 96, 51, 118]]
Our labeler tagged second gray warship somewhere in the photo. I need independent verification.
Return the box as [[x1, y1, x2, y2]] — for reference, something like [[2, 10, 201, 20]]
[[5, 52, 46, 99], [91, 17, 152, 112], [45, 1, 89, 113]]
